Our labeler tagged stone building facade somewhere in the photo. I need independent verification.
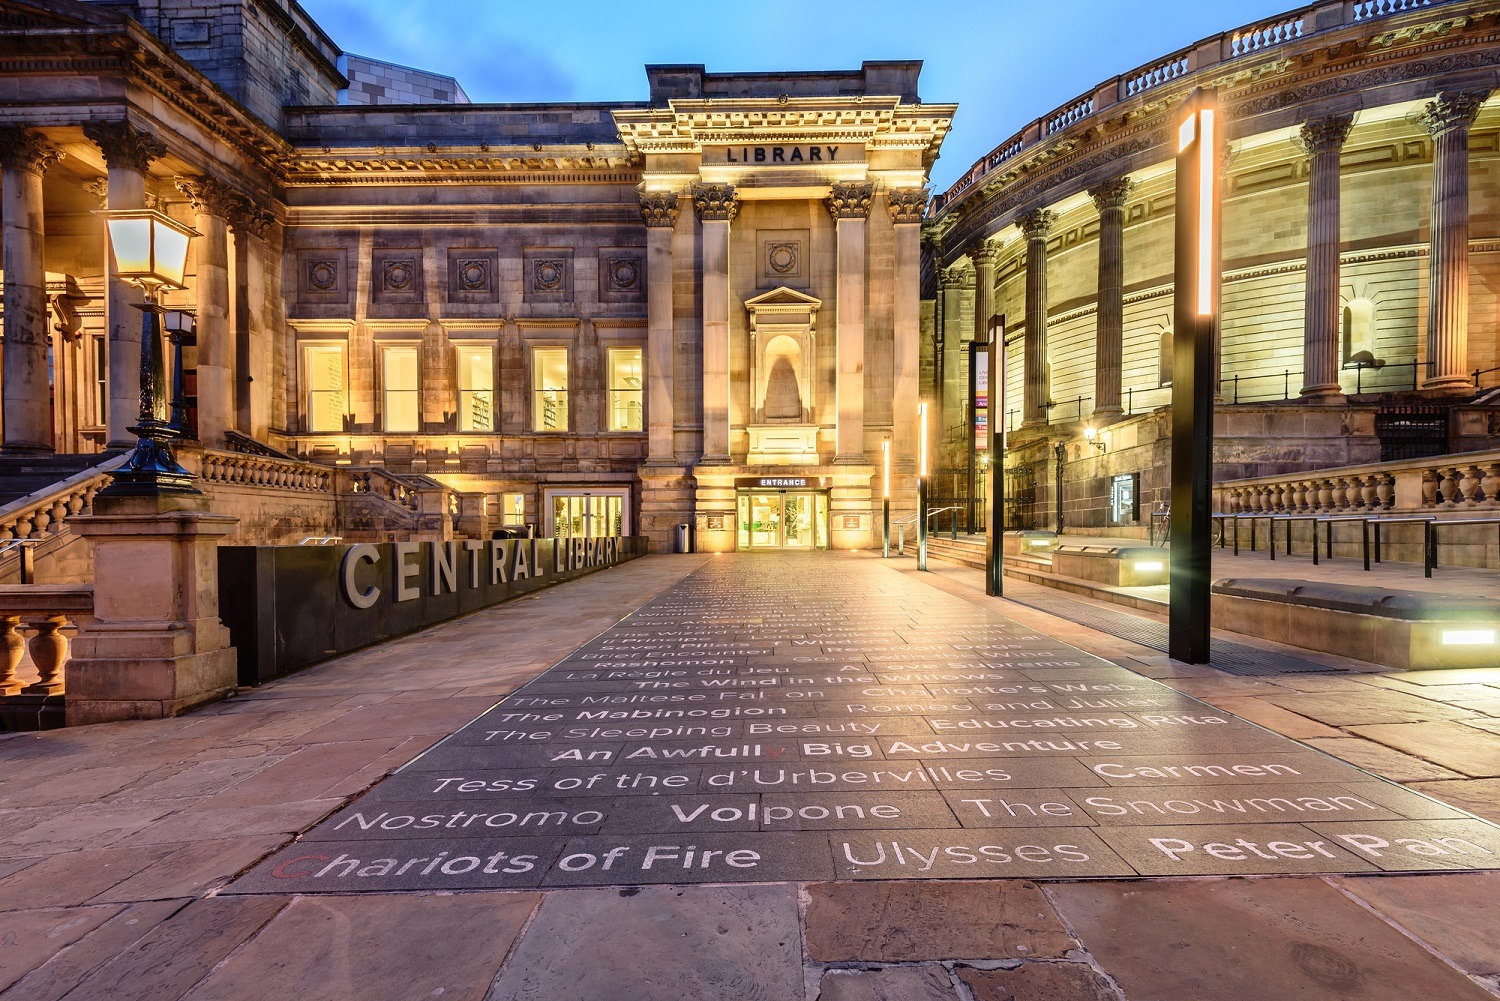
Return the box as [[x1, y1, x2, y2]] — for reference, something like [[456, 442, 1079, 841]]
[[0, 0, 952, 552], [924, 0, 1499, 533]]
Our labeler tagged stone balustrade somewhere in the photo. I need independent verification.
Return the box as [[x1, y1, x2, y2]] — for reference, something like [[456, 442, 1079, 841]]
[[1215, 448, 1500, 515], [932, 0, 1461, 211], [195, 449, 334, 493], [0, 462, 114, 545], [0, 584, 92, 700]]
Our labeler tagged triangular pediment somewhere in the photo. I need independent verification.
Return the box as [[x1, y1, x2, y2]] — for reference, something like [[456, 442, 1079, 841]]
[[744, 286, 821, 311], [0, 0, 126, 31]]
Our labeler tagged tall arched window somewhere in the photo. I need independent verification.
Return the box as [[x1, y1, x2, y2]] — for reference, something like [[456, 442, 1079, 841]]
[[1158, 329, 1174, 388]]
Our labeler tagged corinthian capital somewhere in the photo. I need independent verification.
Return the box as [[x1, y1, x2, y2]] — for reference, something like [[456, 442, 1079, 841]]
[[175, 175, 246, 219], [0, 127, 64, 174], [1018, 208, 1054, 241], [692, 183, 738, 222], [231, 203, 275, 239], [1089, 175, 1135, 212], [1295, 114, 1354, 157], [639, 191, 679, 228], [83, 121, 165, 173], [826, 182, 875, 220], [1418, 90, 1491, 137], [886, 187, 928, 224], [970, 241, 1004, 271], [938, 264, 974, 290]]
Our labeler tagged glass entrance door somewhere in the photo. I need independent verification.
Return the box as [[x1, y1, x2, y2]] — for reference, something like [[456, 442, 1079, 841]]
[[736, 491, 829, 549]]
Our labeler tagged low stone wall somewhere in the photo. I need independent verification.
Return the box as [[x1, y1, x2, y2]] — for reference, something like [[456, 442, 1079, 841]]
[[1052, 544, 1169, 587], [219, 536, 646, 684], [1211, 578, 1500, 671]]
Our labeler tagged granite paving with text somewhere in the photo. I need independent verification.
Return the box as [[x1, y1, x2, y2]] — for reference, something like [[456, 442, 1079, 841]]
[[237, 553, 1500, 891]]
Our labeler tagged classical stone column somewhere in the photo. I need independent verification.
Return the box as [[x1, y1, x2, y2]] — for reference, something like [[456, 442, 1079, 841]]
[[0, 127, 65, 453], [888, 188, 926, 471], [937, 264, 972, 439], [1019, 208, 1054, 428], [176, 175, 241, 445], [1090, 176, 1133, 421], [1296, 114, 1354, 401], [229, 204, 273, 437], [693, 183, 736, 463], [640, 191, 679, 464], [971, 240, 1002, 347], [84, 121, 166, 448], [828, 182, 873, 461], [1419, 90, 1491, 392]]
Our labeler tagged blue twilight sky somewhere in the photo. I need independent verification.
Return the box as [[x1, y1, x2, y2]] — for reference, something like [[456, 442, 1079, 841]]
[[299, 0, 1301, 191]]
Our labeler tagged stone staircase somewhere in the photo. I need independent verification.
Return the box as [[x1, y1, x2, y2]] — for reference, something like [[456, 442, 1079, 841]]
[[923, 533, 988, 569], [0, 454, 120, 508]]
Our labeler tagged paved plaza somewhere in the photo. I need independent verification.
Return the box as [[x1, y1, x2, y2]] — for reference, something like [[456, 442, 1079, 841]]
[[4, 553, 1500, 999]]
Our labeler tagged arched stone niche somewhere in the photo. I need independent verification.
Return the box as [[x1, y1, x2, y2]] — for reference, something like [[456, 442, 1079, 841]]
[[745, 286, 821, 463]]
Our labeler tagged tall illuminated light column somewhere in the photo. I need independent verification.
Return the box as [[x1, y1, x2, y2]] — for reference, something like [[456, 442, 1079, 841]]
[[882, 439, 892, 559], [917, 402, 929, 571], [1169, 89, 1222, 664], [986, 314, 1006, 597]]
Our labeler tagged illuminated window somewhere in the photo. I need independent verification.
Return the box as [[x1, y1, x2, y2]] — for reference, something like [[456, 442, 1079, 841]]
[[1343, 298, 1380, 365], [455, 344, 494, 432], [607, 347, 644, 431], [381, 345, 419, 432], [303, 344, 346, 433], [1158, 330, 1174, 388], [498, 493, 525, 527], [549, 490, 627, 538], [532, 348, 568, 432]]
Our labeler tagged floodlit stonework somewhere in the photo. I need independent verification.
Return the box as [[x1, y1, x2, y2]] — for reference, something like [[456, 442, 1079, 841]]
[[0, 0, 952, 554], [924, 0, 1499, 532], [0, 0, 1495, 561]]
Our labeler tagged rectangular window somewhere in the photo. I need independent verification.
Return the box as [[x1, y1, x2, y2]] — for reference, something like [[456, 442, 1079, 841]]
[[304, 344, 346, 433], [532, 348, 568, 432], [499, 493, 525, 527], [382, 345, 419, 432], [455, 344, 495, 432], [607, 347, 644, 431], [93, 336, 108, 427]]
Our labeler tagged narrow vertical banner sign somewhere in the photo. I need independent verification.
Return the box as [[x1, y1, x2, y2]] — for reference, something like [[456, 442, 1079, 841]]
[[1169, 88, 1222, 664]]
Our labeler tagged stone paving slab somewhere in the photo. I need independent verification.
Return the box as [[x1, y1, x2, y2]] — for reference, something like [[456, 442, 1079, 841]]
[[236, 554, 1500, 891], [1049, 877, 1498, 1000]]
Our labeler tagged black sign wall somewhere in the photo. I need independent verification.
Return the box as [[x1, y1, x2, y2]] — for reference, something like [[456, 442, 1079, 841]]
[[219, 537, 645, 684]]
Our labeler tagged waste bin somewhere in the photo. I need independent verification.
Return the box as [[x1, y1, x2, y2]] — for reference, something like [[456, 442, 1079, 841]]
[[674, 523, 691, 553]]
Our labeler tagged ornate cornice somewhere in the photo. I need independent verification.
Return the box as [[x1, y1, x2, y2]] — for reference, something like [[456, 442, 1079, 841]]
[[1088, 175, 1136, 212], [639, 191, 679, 228], [887, 187, 928, 224], [83, 120, 166, 173], [931, 1, 1499, 256], [1418, 88, 1492, 137], [0, 126, 64, 174], [827, 182, 875, 220], [1019, 208, 1055, 241], [692, 183, 739, 222], [1296, 113, 1355, 156]]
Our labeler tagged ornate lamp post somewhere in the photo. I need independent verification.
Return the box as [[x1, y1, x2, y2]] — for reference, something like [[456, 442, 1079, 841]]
[[917, 401, 929, 571], [1169, 88, 1222, 664], [96, 208, 200, 496], [162, 309, 198, 441], [881, 438, 891, 558]]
